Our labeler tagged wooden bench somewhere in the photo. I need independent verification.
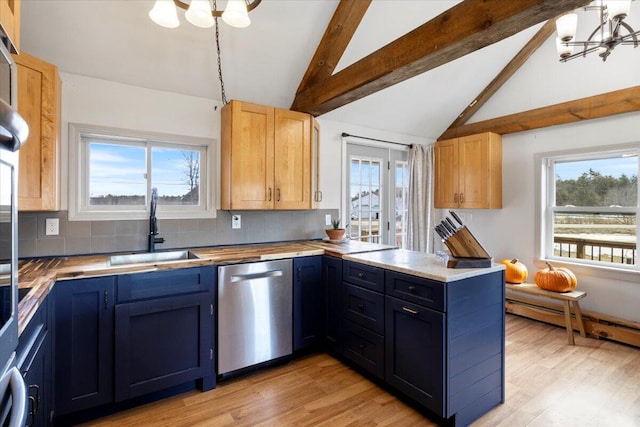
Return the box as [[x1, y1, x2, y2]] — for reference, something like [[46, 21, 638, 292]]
[[506, 283, 587, 345]]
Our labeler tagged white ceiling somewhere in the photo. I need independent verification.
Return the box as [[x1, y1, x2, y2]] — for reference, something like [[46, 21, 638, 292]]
[[18, 1, 640, 140]]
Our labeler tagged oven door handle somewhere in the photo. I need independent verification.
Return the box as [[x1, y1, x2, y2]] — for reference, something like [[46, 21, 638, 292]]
[[5, 367, 27, 427], [0, 97, 29, 152]]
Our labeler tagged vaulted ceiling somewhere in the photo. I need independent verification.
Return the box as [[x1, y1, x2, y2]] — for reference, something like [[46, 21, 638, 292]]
[[18, 0, 640, 140]]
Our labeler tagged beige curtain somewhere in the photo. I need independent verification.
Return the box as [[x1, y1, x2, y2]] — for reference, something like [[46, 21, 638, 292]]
[[407, 144, 435, 252]]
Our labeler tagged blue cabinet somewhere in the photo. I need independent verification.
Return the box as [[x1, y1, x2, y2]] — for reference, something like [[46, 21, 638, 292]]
[[18, 293, 52, 427], [322, 255, 342, 354], [53, 266, 216, 421], [54, 276, 115, 416], [293, 256, 323, 351]]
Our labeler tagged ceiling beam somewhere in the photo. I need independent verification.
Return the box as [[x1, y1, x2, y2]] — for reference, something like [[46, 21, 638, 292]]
[[438, 85, 640, 140], [290, 0, 590, 116], [294, 0, 372, 96], [439, 18, 558, 138]]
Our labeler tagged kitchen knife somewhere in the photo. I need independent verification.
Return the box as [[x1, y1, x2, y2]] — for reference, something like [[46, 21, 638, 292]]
[[438, 224, 452, 239], [445, 217, 459, 232], [441, 220, 455, 235], [449, 210, 463, 227], [434, 225, 447, 240]]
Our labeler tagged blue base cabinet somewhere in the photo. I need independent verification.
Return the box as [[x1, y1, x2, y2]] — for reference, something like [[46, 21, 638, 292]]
[[53, 266, 216, 423], [54, 276, 115, 416], [293, 256, 323, 352], [114, 292, 214, 401], [322, 256, 342, 354], [18, 292, 53, 427]]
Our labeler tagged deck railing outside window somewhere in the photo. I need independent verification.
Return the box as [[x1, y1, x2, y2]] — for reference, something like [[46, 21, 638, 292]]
[[554, 236, 636, 264]]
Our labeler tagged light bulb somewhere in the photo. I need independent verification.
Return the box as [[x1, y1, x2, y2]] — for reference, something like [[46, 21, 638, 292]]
[[149, 0, 180, 29], [222, 0, 250, 28], [556, 13, 578, 42], [186, 0, 215, 28]]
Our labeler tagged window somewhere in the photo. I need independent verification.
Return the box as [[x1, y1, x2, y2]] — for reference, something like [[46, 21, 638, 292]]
[[345, 141, 408, 247], [539, 146, 638, 271], [69, 123, 216, 221]]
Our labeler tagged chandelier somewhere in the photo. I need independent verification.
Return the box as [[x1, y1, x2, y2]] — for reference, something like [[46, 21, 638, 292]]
[[149, 0, 262, 29], [555, 0, 639, 62]]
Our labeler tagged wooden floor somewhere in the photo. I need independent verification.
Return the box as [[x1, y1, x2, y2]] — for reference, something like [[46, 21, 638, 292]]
[[84, 314, 640, 426]]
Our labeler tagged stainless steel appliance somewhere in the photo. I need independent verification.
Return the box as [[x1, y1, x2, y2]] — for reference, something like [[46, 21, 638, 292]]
[[0, 35, 30, 427], [217, 260, 292, 376]]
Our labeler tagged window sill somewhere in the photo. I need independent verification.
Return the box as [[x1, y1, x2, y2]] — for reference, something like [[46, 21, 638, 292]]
[[535, 257, 639, 283]]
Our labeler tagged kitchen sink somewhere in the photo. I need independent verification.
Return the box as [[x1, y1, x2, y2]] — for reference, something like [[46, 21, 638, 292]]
[[108, 250, 200, 267]]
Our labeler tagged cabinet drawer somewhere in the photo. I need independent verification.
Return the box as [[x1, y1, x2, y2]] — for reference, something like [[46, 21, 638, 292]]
[[343, 261, 384, 292], [386, 270, 445, 312], [343, 283, 384, 335], [343, 320, 384, 380], [117, 266, 215, 303]]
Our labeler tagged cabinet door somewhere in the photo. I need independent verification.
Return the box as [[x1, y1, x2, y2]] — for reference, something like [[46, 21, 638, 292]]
[[114, 292, 213, 401], [434, 138, 458, 208], [55, 277, 115, 415], [293, 256, 323, 351], [274, 108, 311, 210], [322, 256, 342, 354], [0, 0, 20, 52], [15, 52, 61, 211], [385, 295, 445, 417], [311, 117, 321, 208], [458, 133, 502, 209], [23, 332, 49, 427], [221, 100, 274, 210]]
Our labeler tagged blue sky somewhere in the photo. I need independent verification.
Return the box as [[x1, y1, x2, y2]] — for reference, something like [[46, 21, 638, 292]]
[[89, 143, 199, 198], [556, 156, 638, 180]]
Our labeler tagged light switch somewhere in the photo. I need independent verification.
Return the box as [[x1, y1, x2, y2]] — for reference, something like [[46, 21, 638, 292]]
[[232, 215, 241, 229]]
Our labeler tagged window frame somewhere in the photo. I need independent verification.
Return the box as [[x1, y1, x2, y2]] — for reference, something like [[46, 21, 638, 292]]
[[69, 123, 217, 221], [536, 143, 639, 277]]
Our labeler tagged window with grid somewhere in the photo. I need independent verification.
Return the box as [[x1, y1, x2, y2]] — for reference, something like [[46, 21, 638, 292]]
[[540, 146, 638, 270], [69, 123, 215, 221]]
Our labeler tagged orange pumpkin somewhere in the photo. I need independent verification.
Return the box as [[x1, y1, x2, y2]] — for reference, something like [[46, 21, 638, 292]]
[[534, 262, 577, 292], [499, 259, 528, 284]]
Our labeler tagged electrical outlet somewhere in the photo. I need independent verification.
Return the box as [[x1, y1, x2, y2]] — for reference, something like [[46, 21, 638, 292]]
[[325, 214, 332, 226], [232, 215, 241, 229], [45, 218, 59, 236]]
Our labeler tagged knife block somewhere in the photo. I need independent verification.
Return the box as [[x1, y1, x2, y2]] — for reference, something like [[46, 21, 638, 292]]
[[443, 226, 491, 259]]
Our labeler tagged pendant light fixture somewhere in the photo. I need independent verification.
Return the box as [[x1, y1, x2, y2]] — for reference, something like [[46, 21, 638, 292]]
[[555, 0, 639, 62], [149, 0, 261, 29]]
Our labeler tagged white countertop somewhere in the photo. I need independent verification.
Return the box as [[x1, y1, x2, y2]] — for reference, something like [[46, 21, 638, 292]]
[[343, 249, 505, 282]]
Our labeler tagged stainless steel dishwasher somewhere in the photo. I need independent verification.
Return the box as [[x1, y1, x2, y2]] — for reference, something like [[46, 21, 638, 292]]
[[217, 259, 293, 376]]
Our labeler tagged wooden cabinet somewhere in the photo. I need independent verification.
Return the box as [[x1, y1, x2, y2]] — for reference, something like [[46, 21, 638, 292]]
[[293, 256, 323, 351], [311, 118, 321, 208], [434, 132, 502, 209], [0, 0, 20, 53], [54, 276, 115, 416], [14, 52, 61, 211], [221, 100, 318, 210]]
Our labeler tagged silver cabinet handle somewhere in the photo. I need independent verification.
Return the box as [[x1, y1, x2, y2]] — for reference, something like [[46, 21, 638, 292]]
[[402, 307, 418, 315], [6, 367, 27, 427]]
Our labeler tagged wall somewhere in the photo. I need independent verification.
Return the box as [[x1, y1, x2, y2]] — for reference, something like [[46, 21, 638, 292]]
[[17, 73, 337, 257], [445, 30, 640, 323]]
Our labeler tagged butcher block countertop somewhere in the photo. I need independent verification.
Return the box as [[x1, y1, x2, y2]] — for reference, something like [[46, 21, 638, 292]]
[[344, 249, 505, 282], [17, 239, 395, 335]]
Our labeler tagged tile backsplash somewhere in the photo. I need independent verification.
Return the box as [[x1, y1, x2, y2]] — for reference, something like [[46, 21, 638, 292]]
[[18, 209, 339, 258]]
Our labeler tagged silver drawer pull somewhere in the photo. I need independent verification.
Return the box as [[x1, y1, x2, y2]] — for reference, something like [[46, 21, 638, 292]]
[[402, 307, 418, 315]]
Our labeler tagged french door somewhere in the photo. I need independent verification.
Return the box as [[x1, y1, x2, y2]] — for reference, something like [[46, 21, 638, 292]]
[[346, 143, 408, 247]]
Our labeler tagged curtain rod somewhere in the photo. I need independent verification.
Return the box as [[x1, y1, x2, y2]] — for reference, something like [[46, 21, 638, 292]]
[[341, 132, 413, 148]]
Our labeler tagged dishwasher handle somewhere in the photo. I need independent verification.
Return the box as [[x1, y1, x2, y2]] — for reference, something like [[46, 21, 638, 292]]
[[230, 269, 284, 283]]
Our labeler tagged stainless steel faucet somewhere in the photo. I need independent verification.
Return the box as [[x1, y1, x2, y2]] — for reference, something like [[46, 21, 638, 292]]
[[148, 187, 165, 252]]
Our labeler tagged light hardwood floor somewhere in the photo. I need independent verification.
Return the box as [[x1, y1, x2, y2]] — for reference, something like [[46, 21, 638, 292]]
[[84, 314, 640, 426]]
